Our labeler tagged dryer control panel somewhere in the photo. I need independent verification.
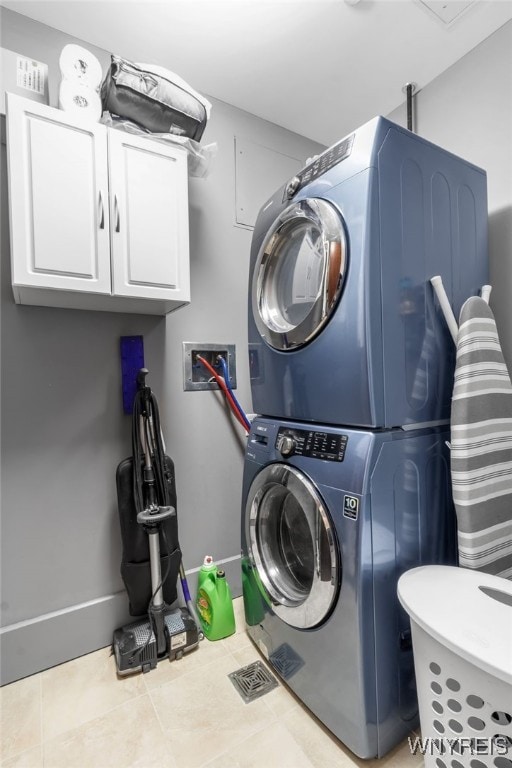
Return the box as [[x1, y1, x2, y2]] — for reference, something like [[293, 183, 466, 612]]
[[276, 427, 348, 462], [284, 133, 355, 200]]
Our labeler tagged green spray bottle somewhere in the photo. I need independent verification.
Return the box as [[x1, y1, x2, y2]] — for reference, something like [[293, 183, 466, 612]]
[[196, 555, 236, 640]]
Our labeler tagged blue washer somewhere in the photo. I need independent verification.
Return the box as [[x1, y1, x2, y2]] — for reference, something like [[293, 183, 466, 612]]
[[241, 416, 457, 758], [248, 117, 488, 427]]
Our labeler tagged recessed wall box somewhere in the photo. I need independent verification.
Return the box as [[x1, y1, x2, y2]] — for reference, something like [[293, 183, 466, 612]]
[[183, 343, 237, 391]]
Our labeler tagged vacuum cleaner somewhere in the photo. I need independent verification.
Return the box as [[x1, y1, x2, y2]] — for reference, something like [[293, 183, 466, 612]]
[[113, 368, 200, 675]]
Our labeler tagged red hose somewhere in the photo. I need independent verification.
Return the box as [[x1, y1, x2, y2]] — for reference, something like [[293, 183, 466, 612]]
[[197, 356, 249, 432]]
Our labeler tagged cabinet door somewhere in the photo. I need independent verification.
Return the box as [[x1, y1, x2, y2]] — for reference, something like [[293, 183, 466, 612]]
[[6, 93, 111, 294], [108, 130, 190, 303]]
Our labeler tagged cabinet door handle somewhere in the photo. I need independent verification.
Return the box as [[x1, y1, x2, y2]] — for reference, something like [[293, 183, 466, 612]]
[[98, 190, 105, 230], [114, 194, 120, 233]]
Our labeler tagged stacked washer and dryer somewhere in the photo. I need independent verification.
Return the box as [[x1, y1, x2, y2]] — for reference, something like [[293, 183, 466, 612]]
[[240, 117, 489, 758]]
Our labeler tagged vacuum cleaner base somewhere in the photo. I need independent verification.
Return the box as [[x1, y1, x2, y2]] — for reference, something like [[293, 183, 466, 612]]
[[113, 606, 199, 675]]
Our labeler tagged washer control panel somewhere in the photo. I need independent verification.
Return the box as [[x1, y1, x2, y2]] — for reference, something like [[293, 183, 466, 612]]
[[276, 427, 348, 462], [284, 133, 355, 200]]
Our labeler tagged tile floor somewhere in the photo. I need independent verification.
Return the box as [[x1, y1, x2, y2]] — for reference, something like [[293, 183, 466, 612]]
[[1, 598, 422, 768]]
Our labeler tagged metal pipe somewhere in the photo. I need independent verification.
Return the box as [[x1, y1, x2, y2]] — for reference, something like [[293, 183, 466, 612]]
[[148, 530, 164, 607], [406, 83, 413, 131], [403, 82, 417, 133], [431, 276, 458, 344], [481, 285, 492, 304]]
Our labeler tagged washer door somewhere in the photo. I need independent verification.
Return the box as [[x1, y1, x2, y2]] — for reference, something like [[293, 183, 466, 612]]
[[246, 463, 340, 629], [252, 198, 347, 351]]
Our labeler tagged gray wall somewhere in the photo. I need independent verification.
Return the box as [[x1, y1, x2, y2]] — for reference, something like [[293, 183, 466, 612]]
[[388, 20, 512, 370], [0, 8, 324, 684]]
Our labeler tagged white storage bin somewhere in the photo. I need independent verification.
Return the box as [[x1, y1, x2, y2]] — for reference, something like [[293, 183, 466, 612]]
[[398, 566, 512, 768]]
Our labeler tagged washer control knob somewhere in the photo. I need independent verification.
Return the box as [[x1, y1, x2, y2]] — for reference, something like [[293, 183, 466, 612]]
[[278, 434, 296, 457], [285, 176, 301, 199]]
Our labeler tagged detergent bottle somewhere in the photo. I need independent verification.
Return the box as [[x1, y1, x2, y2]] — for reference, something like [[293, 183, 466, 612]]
[[241, 556, 265, 626], [196, 556, 236, 640]]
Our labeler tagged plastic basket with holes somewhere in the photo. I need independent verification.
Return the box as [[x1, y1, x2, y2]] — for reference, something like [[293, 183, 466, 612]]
[[398, 565, 512, 768]]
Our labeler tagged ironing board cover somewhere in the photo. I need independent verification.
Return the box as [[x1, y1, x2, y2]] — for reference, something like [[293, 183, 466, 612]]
[[451, 296, 512, 579]]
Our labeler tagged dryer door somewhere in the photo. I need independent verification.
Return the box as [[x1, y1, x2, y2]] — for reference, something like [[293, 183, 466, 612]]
[[245, 463, 340, 628], [252, 198, 347, 351]]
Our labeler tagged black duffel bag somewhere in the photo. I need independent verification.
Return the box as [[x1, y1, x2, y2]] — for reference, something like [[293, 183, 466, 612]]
[[101, 55, 210, 141]]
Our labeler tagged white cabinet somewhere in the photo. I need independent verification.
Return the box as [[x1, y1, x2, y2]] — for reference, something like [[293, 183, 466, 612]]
[[6, 93, 190, 314]]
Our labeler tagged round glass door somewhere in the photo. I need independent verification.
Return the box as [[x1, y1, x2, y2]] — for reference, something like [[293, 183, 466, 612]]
[[245, 463, 340, 629], [252, 198, 347, 351]]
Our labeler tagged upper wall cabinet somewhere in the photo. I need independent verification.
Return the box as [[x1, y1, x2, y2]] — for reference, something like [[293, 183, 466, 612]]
[[6, 93, 190, 314]]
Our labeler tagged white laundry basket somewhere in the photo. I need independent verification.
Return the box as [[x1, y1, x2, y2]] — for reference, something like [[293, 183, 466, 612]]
[[398, 566, 512, 768]]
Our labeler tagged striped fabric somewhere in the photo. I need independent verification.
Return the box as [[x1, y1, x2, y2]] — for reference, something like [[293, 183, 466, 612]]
[[451, 296, 512, 579]]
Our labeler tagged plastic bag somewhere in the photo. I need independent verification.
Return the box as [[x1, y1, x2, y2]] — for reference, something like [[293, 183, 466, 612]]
[[101, 112, 217, 179]]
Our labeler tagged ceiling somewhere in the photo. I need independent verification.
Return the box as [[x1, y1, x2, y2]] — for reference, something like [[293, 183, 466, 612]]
[[2, 0, 512, 145]]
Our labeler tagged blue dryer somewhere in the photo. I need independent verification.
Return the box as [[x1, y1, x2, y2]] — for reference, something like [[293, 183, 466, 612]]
[[248, 117, 488, 428], [241, 417, 456, 758]]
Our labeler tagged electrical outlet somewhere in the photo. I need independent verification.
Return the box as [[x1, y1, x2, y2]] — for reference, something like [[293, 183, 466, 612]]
[[183, 342, 237, 391]]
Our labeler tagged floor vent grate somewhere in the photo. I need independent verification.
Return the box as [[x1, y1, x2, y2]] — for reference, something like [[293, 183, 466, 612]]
[[229, 660, 278, 703]]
